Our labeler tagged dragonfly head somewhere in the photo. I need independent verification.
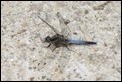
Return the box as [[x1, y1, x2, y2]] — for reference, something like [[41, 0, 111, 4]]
[[45, 36, 51, 42]]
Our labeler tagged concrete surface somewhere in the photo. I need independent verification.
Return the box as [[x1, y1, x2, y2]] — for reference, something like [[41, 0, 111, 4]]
[[1, 1, 121, 81]]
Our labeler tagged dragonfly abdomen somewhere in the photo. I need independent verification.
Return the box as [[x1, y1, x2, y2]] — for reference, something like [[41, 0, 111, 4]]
[[68, 39, 97, 45]]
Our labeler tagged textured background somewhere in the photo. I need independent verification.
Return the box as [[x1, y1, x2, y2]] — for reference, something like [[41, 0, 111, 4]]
[[1, 1, 121, 81]]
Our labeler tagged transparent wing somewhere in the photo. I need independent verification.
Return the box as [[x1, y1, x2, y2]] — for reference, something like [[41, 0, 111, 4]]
[[37, 14, 62, 35], [56, 12, 72, 71], [37, 13, 72, 71], [57, 47, 71, 71], [56, 12, 71, 37]]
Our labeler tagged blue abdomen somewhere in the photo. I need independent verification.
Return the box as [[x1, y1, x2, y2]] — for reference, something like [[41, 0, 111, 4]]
[[68, 39, 96, 45]]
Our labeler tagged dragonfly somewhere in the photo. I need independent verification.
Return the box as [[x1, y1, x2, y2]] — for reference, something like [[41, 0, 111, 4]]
[[37, 12, 97, 71], [37, 12, 97, 52]]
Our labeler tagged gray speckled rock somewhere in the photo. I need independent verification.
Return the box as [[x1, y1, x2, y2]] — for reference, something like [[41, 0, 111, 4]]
[[1, 1, 121, 81]]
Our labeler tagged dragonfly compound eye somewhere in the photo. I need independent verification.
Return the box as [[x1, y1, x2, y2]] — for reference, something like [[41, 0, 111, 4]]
[[45, 36, 51, 42]]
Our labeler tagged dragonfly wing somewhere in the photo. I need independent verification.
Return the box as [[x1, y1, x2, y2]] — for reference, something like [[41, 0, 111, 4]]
[[56, 12, 71, 37], [57, 47, 71, 71], [56, 12, 72, 71], [37, 14, 62, 35]]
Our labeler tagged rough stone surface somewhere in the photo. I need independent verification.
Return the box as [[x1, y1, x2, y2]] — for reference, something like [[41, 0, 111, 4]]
[[1, 1, 121, 81]]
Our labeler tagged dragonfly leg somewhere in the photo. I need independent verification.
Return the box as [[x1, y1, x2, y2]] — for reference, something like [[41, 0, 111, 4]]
[[52, 47, 57, 52], [46, 43, 51, 48], [64, 44, 75, 52]]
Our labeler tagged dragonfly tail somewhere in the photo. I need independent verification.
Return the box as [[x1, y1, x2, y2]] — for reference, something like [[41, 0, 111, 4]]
[[81, 41, 97, 45]]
